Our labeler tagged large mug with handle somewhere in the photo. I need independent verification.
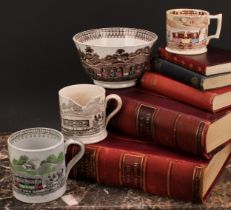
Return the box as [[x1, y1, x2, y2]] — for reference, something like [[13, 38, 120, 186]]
[[166, 8, 222, 55], [59, 84, 122, 144], [7, 127, 85, 203]]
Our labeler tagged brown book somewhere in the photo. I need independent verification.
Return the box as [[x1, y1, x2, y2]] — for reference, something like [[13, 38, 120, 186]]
[[67, 132, 231, 203], [159, 46, 231, 76], [141, 72, 231, 112], [107, 87, 231, 158]]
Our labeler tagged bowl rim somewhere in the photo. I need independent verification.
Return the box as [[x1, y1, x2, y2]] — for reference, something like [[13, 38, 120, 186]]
[[72, 27, 158, 48]]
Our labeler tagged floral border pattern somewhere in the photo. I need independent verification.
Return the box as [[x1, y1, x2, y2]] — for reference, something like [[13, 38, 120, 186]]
[[74, 28, 156, 43]]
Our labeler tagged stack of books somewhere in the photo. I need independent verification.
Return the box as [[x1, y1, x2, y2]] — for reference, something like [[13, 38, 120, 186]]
[[66, 46, 231, 203]]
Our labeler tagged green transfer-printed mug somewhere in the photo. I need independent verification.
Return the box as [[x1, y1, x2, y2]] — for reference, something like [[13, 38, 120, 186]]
[[7, 127, 85, 203]]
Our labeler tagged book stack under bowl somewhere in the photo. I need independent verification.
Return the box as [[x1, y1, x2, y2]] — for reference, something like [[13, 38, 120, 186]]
[[65, 45, 231, 203], [149, 46, 231, 112]]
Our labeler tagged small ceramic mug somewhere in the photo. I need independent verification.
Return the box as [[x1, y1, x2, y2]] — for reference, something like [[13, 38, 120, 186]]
[[59, 84, 122, 144], [166, 8, 222, 55], [7, 127, 85, 203]]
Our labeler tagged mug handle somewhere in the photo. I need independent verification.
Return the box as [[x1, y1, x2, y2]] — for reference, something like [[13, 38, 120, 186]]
[[207, 14, 222, 44], [105, 94, 122, 126], [64, 139, 85, 178]]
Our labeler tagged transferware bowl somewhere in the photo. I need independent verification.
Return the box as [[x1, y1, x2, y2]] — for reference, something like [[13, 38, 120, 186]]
[[73, 27, 158, 89]]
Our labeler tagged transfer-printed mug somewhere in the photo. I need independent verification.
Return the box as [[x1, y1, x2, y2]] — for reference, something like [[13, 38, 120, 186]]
[[166, 8, 222, 55], [7, 127, 85, 203], [59, 84, 122, 144]]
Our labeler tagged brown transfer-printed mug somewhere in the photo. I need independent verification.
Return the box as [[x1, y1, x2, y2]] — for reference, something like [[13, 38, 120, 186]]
[[166, 8, 222, 55]]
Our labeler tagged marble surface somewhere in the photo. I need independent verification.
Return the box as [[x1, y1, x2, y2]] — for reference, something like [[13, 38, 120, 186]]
[[0, 134, 230, 209]]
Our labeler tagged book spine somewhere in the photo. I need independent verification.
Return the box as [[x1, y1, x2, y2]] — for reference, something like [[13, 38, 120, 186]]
[[159, 48, 206, 75], [110, 97, 209, 157], [152, 58, 206, 90], [67, 145, 204, 202], [141, 72, 216, 112]]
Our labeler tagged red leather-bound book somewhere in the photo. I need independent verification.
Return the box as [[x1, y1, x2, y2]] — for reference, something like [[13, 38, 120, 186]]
[[141, 71, 231, 112], [159, 46, 231, 76], [67, 132, 231, 203], [107, 87, 231, 158]]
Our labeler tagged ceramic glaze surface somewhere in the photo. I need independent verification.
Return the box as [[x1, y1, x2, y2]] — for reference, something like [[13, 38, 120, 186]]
[[84, 38, 148, 47]]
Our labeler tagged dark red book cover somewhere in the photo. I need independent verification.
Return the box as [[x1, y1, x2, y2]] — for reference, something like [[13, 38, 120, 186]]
[[159, 46, 231, 76], [67, 132, 231, 203], [141, 71, 231, 112], [107, 87, 231, 158]]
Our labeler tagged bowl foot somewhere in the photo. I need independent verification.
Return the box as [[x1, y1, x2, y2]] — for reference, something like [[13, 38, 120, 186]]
[[165, 46, 207, 55], [93, 80, 136, 89]]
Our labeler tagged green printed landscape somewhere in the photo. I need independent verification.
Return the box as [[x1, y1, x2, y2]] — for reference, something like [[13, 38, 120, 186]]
[[11, 152, 64, 175]]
